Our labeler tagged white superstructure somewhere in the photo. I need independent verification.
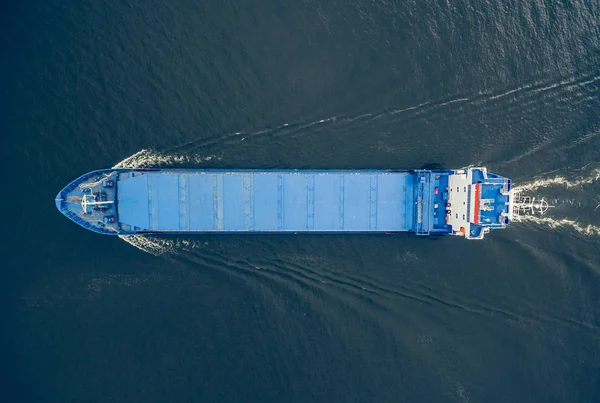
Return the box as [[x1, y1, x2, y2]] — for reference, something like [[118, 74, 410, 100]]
[[445, 167, 512, 239]]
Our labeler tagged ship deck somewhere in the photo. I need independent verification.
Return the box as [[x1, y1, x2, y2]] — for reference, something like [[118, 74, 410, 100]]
[[55, 170, 121, 234], [116, 170, 449, 234]]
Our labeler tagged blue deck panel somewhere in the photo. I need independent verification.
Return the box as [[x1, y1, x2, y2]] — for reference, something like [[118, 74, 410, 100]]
[[404, 174, 416, 230], [313, 174, 341, 230], [154, 174, 180, 230], [375, 174, 410, 231], [117, 171, 422, 232], [188, 174, 214, 230], [283, 174, 307, 230], [343, 174, 371, 230], [222, 174, 246, 230], [253, 174, 279, 230], [117, 174, 150, 229]]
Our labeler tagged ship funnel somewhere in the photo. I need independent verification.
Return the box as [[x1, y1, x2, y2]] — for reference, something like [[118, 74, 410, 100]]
[[509, 190, 553, 222]]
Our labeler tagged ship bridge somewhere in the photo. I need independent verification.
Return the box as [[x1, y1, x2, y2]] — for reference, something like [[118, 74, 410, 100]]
[[445, 167, 511, 239]]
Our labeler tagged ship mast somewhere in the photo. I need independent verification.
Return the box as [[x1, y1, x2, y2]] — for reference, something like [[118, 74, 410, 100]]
[[81, 193, 114, 213]]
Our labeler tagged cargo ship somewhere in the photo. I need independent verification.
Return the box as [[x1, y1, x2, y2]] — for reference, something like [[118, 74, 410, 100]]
[[54, 167, 534, 240]]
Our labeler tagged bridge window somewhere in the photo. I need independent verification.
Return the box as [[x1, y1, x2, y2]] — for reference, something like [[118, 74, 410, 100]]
[[457, 187, 459, 192]]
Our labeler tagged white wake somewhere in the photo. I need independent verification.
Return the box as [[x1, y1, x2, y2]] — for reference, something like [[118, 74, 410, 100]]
[[513, 168, 600, 192], [519, 216, 600, 237], [113, 149, 216, 169], [118, 235, 206, 256]]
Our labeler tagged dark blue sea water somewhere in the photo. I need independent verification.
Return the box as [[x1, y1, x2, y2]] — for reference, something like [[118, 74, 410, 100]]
[[3, 0, 600, 401]]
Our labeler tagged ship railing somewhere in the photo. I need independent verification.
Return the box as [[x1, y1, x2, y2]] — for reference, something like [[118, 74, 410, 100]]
[[509, 190, 552, 222], [78, 171, 117, 192]]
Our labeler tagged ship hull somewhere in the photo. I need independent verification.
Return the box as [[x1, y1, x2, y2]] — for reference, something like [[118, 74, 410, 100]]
[[56, 167, 512, 239]]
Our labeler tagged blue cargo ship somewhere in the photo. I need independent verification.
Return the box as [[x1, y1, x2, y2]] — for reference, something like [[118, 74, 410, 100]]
[[55, 167, 516, 239]]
